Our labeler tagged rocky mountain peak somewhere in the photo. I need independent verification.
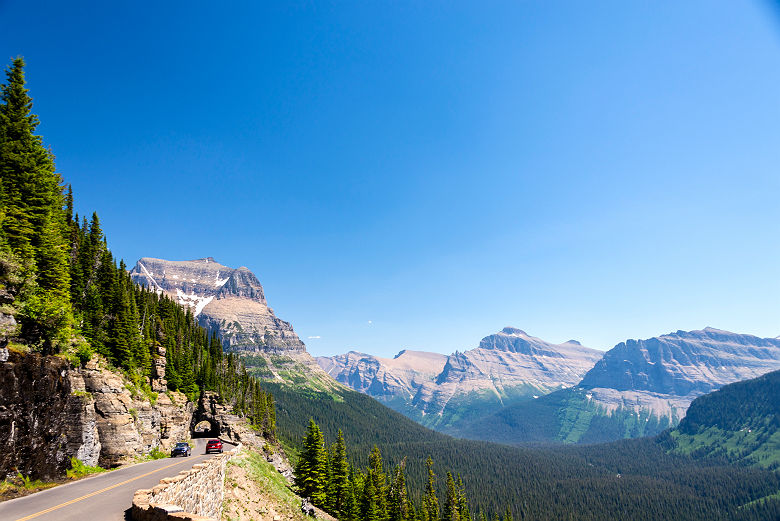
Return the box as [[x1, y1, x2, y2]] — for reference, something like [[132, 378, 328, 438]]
[[501, 326, 527, 336], [480, 328, 570, 357], [217, 266, 267, 302], [130, 257, 305, 353]]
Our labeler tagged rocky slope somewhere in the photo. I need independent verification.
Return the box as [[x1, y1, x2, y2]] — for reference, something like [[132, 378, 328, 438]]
[[578, 327, 780, 419], [129, 258, 305, 353], [317, 327, 603, 431]]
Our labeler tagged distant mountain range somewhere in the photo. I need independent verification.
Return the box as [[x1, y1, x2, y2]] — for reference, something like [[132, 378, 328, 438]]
[[318, 327, 603, 430], [320, 327, 780, 444]]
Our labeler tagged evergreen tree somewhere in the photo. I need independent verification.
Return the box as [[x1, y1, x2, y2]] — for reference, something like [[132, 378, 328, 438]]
[[443, 472, 460, 521], [423, 457, 440, 521], [330, 429, 350, 517], [388, 461, 410, 521], [456, 475, 471, 521], [360, 470, 381, 521], [295, 419, 329, 507], [0, 57, 72, 353], [343, 466, 361, 521], [368, 445, 388, 521]]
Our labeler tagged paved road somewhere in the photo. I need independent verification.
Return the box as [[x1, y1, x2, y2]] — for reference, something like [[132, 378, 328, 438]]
[[0, 438, 234, 521]]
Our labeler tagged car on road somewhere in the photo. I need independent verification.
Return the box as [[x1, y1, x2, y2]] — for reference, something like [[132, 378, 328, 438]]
[[205, 439, 223, 454], [171, 442, 191, 457]]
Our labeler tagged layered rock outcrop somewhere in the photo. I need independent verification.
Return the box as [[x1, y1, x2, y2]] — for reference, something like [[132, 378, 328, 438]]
[[129, 258, 305, 353], [77, 359, 193, 467], [0, 351, 193, 478]]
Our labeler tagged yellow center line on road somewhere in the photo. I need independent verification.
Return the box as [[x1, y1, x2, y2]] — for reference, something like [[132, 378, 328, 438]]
[[13, 457, 199, 521]]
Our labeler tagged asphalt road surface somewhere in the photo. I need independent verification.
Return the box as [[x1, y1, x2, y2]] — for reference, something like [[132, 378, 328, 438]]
[[0, 438, 234, 521]]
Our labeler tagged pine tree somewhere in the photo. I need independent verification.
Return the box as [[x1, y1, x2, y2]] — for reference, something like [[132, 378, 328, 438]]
[[423, 457, 440, 521], [0, 57, 72, 353], [295, 419, 329, 507], [443, 472, 460, 521], [456, 474, 471, 521], [330, 429, 350, 517], [360, 470, 381, 521], [343, 466, 361, 521], [368, 445, 388, 521], [0, 57, 46, 265], [388, 461, 410, 521]]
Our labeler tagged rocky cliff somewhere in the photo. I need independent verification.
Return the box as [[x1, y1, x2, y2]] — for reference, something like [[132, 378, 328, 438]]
[[317, 327, 603, 431], [0, 349, 193, 479], [129, 258, 305, 353]]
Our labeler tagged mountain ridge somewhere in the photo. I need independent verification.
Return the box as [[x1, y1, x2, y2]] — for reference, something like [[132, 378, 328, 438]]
[[455, 327, 780, 445], [317, 327, 603, 431]]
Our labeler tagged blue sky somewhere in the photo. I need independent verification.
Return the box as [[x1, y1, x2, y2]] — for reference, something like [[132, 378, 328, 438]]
[[2, 1, 780, 357]]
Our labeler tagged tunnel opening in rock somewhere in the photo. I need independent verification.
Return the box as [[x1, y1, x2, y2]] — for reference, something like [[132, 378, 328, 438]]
[[192, 419, 219, 438]]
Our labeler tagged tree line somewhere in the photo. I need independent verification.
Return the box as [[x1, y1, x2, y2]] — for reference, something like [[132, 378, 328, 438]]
[[0, 57, 275, 439]]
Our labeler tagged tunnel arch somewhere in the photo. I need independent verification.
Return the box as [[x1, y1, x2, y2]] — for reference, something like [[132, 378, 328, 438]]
[[191, 418, 220, 438]]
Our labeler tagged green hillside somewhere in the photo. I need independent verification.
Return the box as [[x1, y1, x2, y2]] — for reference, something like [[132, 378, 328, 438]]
[[450, 387, 673, 445], [663, 369, 780, 469]]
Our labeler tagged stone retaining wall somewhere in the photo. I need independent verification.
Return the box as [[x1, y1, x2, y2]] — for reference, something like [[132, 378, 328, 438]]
[[131, 443, 241, 521]]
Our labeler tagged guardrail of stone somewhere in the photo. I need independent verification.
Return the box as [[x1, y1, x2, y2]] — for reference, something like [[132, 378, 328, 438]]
[[131, 442, 243, 521]]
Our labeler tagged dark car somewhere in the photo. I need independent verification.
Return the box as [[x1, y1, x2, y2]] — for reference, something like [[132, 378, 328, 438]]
[[171, 442, 191, 457], [205, 439, 223, 454]]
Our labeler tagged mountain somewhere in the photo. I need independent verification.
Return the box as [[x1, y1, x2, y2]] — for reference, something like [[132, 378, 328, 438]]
[[130, 257, 337, 390], [457, 328, 780, 445], [317, 327, 603, 431], [663, 368, 780, 469], [130, 257, 305, 353]]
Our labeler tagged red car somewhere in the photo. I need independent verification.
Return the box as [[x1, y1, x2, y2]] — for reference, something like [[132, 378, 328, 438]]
[[205, 439, 223, 454]]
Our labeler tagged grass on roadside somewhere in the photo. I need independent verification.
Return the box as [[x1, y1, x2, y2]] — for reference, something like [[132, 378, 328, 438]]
[[228, 450, 301, 512], [66, 457, 108, 479]]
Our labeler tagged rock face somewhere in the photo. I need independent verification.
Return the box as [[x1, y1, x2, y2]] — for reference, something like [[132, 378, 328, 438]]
[[317, 327, 603, 431], [0, 351, 194, 478], [0, 350, 101, 479], [77, 359, 194, 468], [129, 258, 305, 353], [578, 327, 780, 419]]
